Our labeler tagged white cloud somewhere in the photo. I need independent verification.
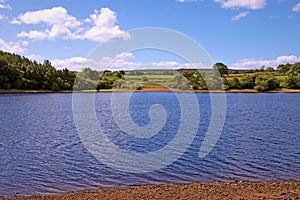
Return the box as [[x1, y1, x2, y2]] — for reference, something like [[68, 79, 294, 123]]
[[51, 55, 209, 71], [230, 55, 300, 69], [26, 54, 43, 62], [9, 18, 21, 24], [51, 52, 210, 71], [151, 61, 207, 69], [13, 7, 80, 40], [0, 38, 28, 53], [17, 30, 49, 40], [22, 41, 29, 46], [51, 57, 95, 71], [51, 52, 140, 71], [152, 61, 182, 68], [106, 52, 141, 70], [17, 25, 78, 40], [181, 62, 208, 69], [0, 14, 8, 20], [292, 3, 300, 12], [13, 7, 130, 42], [51, 52, 208, 71], [11, 7, 81, 28], [82, 8, 130, 42], [0, 0, 11, 10], [214, 0, 266, 9], [232, 11, 250, 21]]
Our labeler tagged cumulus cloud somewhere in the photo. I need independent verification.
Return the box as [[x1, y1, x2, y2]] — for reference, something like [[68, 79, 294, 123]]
[[292, 3, 300, 12], [0, 14, 8, 20], [82, 8, 130, 42], [17, 30, 49, 40], [181, 62, 208, 69], [0, 0, 11, 10], [51, 57, 96, 71], [24, 54, 43, 62], [11, 7, 81, 27], [51, 52, 209, 71], [12, 7, 81, 40], [214, 0, 266, 9], [230, 55, 300, 69], [13, 7, 129, 42], [232, 11, 250, 20], [148, 61, 206, 69], [0, 38, 28, 53], [99, 52, 141, 70], [51, 52, 141, 71], [152, 61, 182, 68]]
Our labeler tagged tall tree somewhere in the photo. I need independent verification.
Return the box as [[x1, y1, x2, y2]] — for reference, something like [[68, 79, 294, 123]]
[[213, 62, 229, 77]]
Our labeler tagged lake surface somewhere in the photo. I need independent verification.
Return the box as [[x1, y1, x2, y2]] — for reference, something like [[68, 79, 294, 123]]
[[0, 92, 299, 197]]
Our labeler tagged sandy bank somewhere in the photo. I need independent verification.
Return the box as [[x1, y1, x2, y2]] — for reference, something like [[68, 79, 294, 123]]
[[3, 181, 299, 200]]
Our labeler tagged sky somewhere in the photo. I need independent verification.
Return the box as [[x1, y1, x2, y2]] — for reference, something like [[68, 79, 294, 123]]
[[0, 0, 300, 70]]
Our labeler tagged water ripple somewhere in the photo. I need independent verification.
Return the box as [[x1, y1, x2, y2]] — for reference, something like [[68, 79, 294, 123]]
[[0, 93, 299, 197]]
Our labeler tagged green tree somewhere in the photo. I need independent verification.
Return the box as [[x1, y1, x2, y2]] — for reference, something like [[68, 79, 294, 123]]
[[213, 62, 229, 77], [287, 63, 300, 76], [286, 75, 300, 89], [266, 67, 275, 72], [286, 62, 300, 89], [113, 79, 126, 89], [267, 77, 280, 90], [240, 75, 255, 89], [277, 63, 292, 74], [0, 50, 77, 90], [51, 82, 60, 91], [114, 71, 123, 79], [227, 77, 241, 89], [206, 77, 223, 90], [119, 70, 125, 75], [141, 76, 149, 82], [254, 74, 279, 91], [180, 70, 207, 90]]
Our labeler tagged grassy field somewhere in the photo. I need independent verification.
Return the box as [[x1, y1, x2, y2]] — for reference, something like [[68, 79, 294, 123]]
[[124, 74, 177, 80]]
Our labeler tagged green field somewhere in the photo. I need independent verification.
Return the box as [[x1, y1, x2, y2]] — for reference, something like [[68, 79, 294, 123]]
[[124, 74, 177, 80]]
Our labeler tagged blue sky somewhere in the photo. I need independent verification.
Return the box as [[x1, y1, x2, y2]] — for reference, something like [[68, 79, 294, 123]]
[[0, 0, 300, 70]]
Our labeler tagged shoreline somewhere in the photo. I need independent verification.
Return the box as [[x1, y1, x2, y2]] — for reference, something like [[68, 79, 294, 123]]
[[0, 88, 300, 94], [2, 181, 299, 199]]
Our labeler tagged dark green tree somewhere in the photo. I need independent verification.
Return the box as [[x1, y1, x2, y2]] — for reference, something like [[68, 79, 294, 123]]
[[287, 63, 300, 76], [286, 63, 300, 89], [240, 75, 255, 89], [277, 63, 292, 74], [0, 50, 77, 90], [254, 74, 279, 91], [213, 62, 229, 77], [227, 77, 241, 89]]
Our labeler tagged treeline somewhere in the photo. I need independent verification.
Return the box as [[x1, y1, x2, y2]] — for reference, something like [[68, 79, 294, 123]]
[[0, 50, 300, 91], [177, 62, 300, 91], [74, 68, 126, 90], [77, 62, 300, 91], [0, 51, 75, 90]]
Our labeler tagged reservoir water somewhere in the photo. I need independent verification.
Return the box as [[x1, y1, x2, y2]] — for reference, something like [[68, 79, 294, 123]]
[[0, 92, 299, 197]]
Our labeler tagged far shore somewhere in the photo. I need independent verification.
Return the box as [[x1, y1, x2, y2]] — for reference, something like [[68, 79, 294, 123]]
[[2, 181, 299, 200], [1, 88, 300, 94]]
